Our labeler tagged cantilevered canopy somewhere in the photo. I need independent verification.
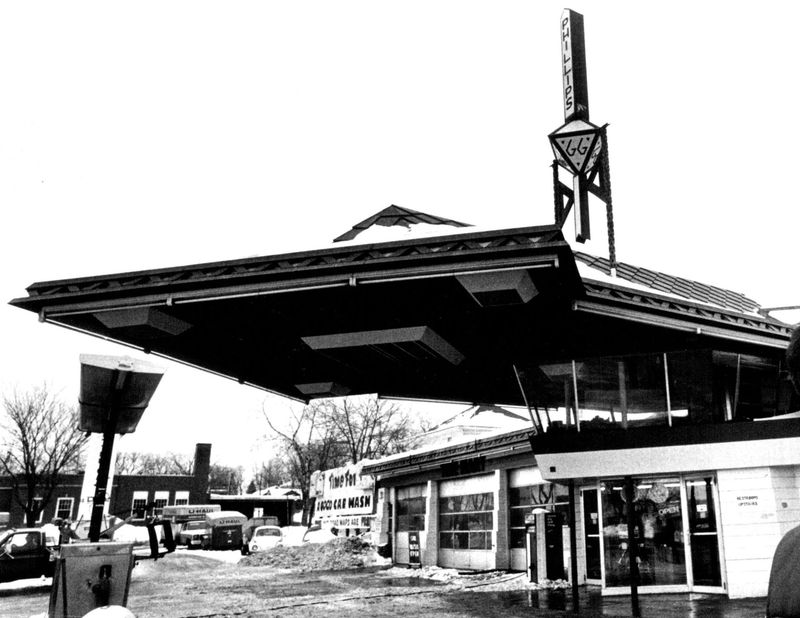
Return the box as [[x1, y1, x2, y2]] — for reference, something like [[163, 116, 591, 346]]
[[9, 224, 791, 406]]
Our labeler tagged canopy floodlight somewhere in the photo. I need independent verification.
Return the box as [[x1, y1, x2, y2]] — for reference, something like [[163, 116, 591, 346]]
[[79, 354, 165, 543]]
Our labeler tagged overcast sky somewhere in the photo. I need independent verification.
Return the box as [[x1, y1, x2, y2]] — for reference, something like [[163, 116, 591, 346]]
[[1, 1, 798, 470]]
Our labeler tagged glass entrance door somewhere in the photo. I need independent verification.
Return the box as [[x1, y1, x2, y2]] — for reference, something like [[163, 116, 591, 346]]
[[685, 477, 722, 588], [596, 475, 725, 593], [601, 478, 687, 588]]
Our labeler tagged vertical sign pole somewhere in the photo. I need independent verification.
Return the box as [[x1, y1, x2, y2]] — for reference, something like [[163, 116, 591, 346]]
[[89, 373, 126, 543], [575, 176, 591, 242], [561, 10, 589, 123], [560, 10, 591, 241]]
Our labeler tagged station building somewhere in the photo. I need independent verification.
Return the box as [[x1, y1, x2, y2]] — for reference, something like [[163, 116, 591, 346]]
[[10, 206, 798, 598], [359, 239, 799, 599]]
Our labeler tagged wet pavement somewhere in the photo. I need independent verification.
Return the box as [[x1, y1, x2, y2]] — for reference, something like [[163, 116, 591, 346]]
[[0, 562, 769, 617], [467, 587, 767, 617]]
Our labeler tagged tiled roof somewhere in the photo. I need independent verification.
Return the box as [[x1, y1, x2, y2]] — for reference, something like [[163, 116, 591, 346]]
[[574, 252, 761, 315]]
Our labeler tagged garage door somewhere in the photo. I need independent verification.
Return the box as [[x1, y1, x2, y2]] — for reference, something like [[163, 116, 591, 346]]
[[438, 474, 495, 570]]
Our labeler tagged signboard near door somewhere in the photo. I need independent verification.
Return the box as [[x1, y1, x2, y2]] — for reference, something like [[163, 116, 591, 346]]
[[408, 530, 421, 568]]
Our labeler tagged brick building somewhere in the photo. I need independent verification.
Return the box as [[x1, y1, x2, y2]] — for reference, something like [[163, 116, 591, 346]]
[[0, 443, 211, 527]]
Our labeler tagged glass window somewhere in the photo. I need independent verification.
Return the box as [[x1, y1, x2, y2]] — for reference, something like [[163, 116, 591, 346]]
[[153, 491, 169, 517], [56, 497, 73, 521], [396, 485, 427, 532], [687, 477, 722, 586], [8, 531, 41, 555], [131, 491, 148, 519], [439, 492, 493, 551], [665, 350, 714, 424], [508, 482, 569, 549], [174, 491, 189, 506], [711, 352, 797, 421], [576, 354, 669, 429], [526, 349, 798, 430], [256, 527, 281, 537]]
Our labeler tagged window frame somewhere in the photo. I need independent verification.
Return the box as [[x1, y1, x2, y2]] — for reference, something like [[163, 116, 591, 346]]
[[438, 492, 494, 551], [131, 491, 148, 519], [55, 497, 74, 521]]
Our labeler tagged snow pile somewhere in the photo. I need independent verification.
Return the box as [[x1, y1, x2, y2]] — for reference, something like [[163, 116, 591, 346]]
[[240, 536, 387, 571], [378, 565, 461, 583], [376, 566, 571, 591]]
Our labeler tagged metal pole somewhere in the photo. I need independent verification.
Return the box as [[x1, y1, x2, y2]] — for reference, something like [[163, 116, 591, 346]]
[[625, 476, 641, 617], [88, 370, 126, 543], [571, 360, 581, 432], [569, 481, 580, 612], [88, 417, 117, 542], [513, 364, 542, 432]]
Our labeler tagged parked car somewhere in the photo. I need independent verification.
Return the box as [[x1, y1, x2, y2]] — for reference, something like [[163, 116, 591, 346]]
[[0, 528, 56, 583], [177, 520, 211, 549], [241, 516, 280, 555], [766, 524, 800, 617], [247, 525, 282, 554]]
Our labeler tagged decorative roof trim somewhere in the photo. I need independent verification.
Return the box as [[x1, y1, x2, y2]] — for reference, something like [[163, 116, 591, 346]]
[[11, 225, 569, 312], [362, 428, 533, 476], [577, 281, 791, 346]]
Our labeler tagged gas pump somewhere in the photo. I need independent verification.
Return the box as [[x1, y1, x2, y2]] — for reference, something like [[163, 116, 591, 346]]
[[543, 511, 565, 581], [525, 515, 535, 582], [525, 509, 566, 583], [48, 355, 169, 618]]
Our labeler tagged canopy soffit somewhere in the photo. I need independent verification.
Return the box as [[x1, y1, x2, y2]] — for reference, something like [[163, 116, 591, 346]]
[[10, 224, 790, 406]]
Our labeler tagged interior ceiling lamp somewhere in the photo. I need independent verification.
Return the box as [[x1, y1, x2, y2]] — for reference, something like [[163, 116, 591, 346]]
[[93, 307, 192, 337], [295, 381, 351, 398], [548, 118, 604, 177], [302, 326, 464, 366], [456, 270, 538, 307]]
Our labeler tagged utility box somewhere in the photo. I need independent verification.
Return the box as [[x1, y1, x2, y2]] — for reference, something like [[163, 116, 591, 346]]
[[48, 542, 135, 618]]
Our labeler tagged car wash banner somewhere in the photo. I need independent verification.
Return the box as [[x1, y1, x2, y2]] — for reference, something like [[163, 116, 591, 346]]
[[310, 461, 376, 521]]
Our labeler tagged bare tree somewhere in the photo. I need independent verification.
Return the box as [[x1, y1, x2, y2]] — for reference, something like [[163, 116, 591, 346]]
[[0, 385, 89, 526], [317, 396, 420, 462], [250, 456, 289, 493], [262, 395, 423, 523], [208, 463, 244, 495], [262, 400, 347, 522], [115, 451, 193, 475]]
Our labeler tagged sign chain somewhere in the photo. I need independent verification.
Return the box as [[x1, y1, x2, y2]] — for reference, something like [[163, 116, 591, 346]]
[[600, 125, 617, 270]]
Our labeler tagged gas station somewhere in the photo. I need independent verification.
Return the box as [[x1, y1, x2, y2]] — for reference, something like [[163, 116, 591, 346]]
[[8, 8, 800, 614]]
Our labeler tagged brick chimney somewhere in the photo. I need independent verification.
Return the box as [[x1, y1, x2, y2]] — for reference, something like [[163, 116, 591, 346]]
[[192, 443, 212, 503]]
